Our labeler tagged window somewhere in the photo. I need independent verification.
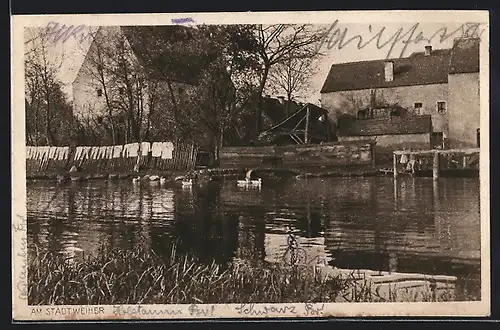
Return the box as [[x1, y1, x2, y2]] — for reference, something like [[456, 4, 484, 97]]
[[414, 102, 423, 115], [178, 87, 184, 94], [96, 89, 103, 97], [118, 87, 125, 95], [432, 132, 444, 149], [437, 101, 447, 114]]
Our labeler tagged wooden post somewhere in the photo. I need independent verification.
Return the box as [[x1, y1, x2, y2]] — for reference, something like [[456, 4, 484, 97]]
[[433, 151, 440, 180], [393, 152, 398, 178], [304, 105, 310, 144], [462, 155, 467, 168]]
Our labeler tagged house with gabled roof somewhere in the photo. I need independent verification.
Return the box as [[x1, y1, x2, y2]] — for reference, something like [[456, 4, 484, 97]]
[[320, 38, 480, 149]]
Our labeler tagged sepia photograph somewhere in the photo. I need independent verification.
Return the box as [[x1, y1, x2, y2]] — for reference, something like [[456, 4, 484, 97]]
[[11, 11, 490, 320]]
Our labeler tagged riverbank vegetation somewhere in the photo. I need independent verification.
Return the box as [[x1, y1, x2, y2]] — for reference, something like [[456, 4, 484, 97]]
[[28, 245, 458, 305]]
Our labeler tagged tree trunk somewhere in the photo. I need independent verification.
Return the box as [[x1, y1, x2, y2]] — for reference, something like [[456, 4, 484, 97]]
[[256, 65, 270, 137], [45, 95, 53, 146], [286, 92, 293, 116]]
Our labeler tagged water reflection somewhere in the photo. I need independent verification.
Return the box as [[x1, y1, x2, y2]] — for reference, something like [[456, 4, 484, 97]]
[[27, 176, 481, 298]]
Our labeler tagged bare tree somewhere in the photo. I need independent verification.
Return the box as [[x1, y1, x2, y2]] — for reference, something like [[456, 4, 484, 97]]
[[267, 53, 319, 115], [24, 28, 72, 146], [79, 27, 153, 144], [253, 24, 327, 134]]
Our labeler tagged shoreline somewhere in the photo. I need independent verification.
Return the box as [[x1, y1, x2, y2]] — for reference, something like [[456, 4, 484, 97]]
[[26, 164, 479, 182]]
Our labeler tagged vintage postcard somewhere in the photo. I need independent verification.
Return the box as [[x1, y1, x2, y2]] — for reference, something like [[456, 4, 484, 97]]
[[11, 10, 490, 320]]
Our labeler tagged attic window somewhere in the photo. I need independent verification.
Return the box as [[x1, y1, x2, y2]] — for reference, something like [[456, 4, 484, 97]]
[[437, 101, 447, 114], [96, 89, 103, 97], [414, 102, 423, 115]]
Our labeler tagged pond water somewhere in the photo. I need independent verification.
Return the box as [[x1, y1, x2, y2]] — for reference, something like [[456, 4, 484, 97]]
[[26, 176, 481, 299]]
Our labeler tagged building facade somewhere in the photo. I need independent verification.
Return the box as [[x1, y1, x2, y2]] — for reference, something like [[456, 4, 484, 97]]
[[320, 39, 480, 149]]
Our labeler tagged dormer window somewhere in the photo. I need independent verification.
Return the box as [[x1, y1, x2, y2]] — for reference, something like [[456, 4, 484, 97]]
[[437, 101, 447, 114], [96, 88, 103, 97]]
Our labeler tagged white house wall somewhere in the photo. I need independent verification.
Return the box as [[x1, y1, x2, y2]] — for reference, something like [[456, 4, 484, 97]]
[[447, 72, 480, 148], [320, 83, 449, 135]]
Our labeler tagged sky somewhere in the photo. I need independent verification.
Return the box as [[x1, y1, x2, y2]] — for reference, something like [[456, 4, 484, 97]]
[[26, 21, 484, 104]]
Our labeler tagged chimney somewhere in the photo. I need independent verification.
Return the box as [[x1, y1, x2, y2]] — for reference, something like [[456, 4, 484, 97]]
[[424, 45, 432, 56], [277, 96, 285, 105], [384, 61, 394, 82]]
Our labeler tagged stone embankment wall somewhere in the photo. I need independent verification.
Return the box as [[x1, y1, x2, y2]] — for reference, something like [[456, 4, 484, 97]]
[[219, 140, 376, 169]]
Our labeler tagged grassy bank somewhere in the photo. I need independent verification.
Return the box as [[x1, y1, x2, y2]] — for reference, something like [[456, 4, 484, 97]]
[[28, 245, 460, 305], [28, 246, 348, 305]]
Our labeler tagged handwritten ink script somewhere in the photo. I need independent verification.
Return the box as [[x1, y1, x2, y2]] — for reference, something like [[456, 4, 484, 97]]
[[44, 21, 95, 45], [171, 18, 196, 24], [235, 303, 325, 317], [316, 20, 486, 59], [235, 303, 297, 316], [113, 305, 184, 317], [13, 215, 28, 300]]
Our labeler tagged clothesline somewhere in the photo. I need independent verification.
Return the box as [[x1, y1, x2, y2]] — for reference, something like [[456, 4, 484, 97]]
[[26, 142, 176, 161]]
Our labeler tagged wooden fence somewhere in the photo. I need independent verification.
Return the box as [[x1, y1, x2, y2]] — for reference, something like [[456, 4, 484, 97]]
[[26, 141, 197, 176]]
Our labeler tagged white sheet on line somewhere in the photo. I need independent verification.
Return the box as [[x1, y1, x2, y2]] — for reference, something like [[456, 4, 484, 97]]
[[151, 142, 162, 157], [113, 145, 123, 158], [161, 142, 174, 160], [141, 142, 150, 156], [128, 143, 139, 157]]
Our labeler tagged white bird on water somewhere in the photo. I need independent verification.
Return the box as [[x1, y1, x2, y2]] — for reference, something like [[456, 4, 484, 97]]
[[237, 177, 262, 187], [181, 178, 193, 187]]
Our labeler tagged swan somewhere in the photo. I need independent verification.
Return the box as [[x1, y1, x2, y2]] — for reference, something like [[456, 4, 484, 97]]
[[237, 177, 262, 187], [250, 178, 262, 186], [181, 178, 193, 187]]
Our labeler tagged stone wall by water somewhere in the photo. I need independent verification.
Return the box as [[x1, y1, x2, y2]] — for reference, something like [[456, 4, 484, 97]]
[[219, 140, 376, 169], [26, 141, 197, 177]]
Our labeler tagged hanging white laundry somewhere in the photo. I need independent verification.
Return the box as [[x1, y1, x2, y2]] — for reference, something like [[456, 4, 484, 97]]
[[42, 147, 49, 159], [82, 147, 91, 159], [33, 147, 38, 160], [141, 142, 150, 156], [113, 145, 123, 158], [164, 141, 174, 159], [54, 147, 61, 160], [48, 147, 57, 159], [61, 147, 68, 160], [128, 143, 139, 157], [151, 142, 162, 157], [58, 147, 65, 160], [101, 146, 106, 159], [89, 147, 97, 159], [26, 147, 31, 159], [105, 146, 112, 159], [98, 146, 105, 159], [73, 147, 81, 161], [122, 144, 129, 158], [160, 142, 174, 160]]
